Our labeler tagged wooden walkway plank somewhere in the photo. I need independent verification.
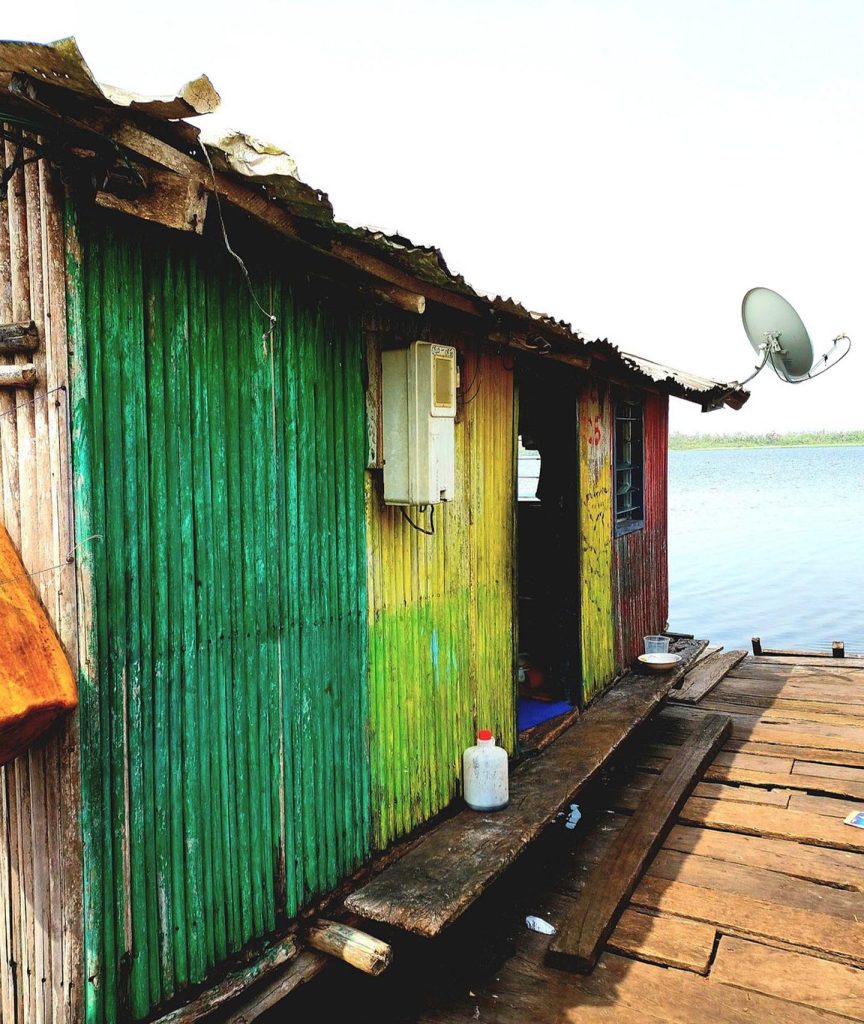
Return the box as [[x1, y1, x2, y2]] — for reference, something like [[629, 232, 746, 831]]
[[699, 698, 864, 729], [344, 641, 707, 937], [641, 743, 795, 775], [647, 848, 864, 921], [671, 650, 747, 704], [663, 823, 864, 892], [678, 795, 864, 852], [660, 705, 864, 754], [547, 714, 730, 971], [788, 791, 864, 819], [701, 765, 864, 801], [607, 909, 717, 974], [632, 875, 864, 963], [793, 760, 864, 783], [711, 936, 864, 1021], [606, 774, 793, 813], [434, 950, 845, 1024]]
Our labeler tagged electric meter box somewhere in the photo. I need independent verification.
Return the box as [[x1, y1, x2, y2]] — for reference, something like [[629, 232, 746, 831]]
[[381, 341, 457, 505]]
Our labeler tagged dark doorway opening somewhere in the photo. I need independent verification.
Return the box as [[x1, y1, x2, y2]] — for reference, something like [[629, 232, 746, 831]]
[[516, 361, 582, 730]]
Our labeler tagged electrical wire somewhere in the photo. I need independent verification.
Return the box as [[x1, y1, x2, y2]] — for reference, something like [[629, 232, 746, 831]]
[[400, 505, 435, 535]]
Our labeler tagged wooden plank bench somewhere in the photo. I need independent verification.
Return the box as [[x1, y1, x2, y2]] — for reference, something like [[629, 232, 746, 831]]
[[344, 639, 707, 937]]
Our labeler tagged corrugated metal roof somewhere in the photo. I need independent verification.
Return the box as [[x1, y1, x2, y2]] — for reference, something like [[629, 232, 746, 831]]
[[0, 36, 748, 410]]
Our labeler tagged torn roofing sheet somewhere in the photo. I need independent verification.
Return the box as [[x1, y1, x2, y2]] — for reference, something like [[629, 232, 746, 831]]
[[0, 36, 219, 118]]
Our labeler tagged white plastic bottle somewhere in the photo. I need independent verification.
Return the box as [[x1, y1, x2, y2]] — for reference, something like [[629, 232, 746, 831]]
[[462, 730, 509, 811]]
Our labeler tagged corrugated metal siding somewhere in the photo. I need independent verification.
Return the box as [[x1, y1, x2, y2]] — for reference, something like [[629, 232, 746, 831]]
[[0, 141, 82, 1024], [366, 346, 516, 849], [579, 382, 615, 702], [66, 210, 370, 1023], [614, 393, 669, 666]]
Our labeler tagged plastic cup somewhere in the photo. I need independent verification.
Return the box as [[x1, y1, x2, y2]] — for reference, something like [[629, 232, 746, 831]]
[[644, 635, 670, 654]]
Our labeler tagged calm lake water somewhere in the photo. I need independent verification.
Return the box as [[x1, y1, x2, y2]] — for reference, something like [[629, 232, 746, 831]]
[[667, 445, 864, 654]]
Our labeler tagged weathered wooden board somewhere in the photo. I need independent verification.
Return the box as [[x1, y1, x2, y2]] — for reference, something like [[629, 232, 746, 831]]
[[663, 824, 864, 892], [672, 650, 747, 704], [632, 876, 864, 963], [607, 909, 716, 974], [787, 791, 863, 819], [606, 773, 793, 812], [648, 848, 863, 921], [641, 744, 795, 776], [793, 760, 864, 783], [678, 796, 864, 852], [699, 698, 864, 729], [660, 705, 864, 754], [345, 641, 707, 936], [422, 949, 842, 1024], [548, 714, 730, 971], [697, 765, 864, 800], [711, 936, 864, 1020], [0, 320, 38, 354]]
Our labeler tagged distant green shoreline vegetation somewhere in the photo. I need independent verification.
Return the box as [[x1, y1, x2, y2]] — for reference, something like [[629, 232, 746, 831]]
[[669, 430, 864, 451]]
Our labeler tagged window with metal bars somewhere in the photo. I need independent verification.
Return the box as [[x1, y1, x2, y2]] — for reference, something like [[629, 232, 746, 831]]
[[614, 397, 644, 532]]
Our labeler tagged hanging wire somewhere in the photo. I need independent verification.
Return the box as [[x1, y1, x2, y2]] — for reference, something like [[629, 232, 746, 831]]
[[0, 385, 66, 420], [199, 142, 277, 344], [401, 505, 435, 535], [0, 533, 102, 591]]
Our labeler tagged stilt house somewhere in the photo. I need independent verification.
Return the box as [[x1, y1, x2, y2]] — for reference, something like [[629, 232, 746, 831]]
[[0, 38, 747, 1024]]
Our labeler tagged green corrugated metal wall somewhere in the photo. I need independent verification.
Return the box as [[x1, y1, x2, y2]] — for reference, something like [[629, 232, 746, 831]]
[[67, 210, 370, 1023], [365, 347, 517, 848]]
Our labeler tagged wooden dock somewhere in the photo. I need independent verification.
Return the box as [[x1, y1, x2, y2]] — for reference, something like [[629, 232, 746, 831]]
[[418, 652, 864, 1023]]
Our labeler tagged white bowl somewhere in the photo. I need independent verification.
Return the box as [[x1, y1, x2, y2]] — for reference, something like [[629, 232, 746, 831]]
[[638, 652, 682, 672]]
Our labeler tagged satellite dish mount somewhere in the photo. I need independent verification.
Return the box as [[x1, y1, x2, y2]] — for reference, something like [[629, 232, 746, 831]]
[[739, 287, 851, 386]]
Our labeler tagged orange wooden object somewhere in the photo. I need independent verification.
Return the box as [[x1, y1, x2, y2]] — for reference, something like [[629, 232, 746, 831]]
[[0, 524, 77, 767]]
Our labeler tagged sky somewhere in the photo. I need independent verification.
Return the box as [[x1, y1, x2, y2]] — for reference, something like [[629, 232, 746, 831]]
[[5, 0, 863, 434]]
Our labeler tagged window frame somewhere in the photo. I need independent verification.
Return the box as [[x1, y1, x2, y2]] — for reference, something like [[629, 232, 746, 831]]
[[613, 395, 645, 536]]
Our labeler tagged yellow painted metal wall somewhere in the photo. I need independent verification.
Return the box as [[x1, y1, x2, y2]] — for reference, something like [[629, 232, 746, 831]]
[[579, 382, 615, 700], [366, 345, 516, 849]]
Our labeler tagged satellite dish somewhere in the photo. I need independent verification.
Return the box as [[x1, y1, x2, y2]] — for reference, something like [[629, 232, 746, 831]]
[[737, 286, 851, 386]]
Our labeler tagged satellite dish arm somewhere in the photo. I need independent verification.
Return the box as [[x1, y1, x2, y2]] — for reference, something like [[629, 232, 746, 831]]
[[787, 333, 852, 383], [735, 342, 773, 386]]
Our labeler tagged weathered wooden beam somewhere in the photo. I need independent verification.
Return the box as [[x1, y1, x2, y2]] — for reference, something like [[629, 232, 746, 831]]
[[547, 713, 731, 973], [371, 284, 426, 315], [305, 919, 392, 976], [0, 321, 38, 354], [752, 636, 763, 655], [833, 641, 845, 659], [96, 164, 208, 234], [225, 951, 329, 1023], [0, 364, 36, 387], [671, 650, 747, 705], [151, 937, 298, 1024]]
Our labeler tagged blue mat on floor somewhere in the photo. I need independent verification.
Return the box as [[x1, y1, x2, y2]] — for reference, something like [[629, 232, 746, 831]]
[[518, 697, 573, 732]]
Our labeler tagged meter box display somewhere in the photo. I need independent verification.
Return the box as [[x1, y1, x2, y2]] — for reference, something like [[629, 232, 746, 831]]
[[381, 341, 457, 505]]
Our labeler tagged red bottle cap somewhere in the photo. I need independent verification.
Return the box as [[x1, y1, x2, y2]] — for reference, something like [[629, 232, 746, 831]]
[[478, 729, 493, 741]]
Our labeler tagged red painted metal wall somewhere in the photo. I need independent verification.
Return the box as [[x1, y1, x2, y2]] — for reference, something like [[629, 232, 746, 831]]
[[613, 393, 669, 667]]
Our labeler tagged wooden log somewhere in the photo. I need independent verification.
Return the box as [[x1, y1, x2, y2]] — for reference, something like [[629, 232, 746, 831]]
[[0, 364, 36, 387], [345, 640, 708, 937], [151, 937, 298, 1023], [833, 640, 845, 659], [304, 919, 392, 976], [671, 650, 747, 704], [0, 321, 38, 354], [751, 636, 762, 655], [547, 713, 731, 972]]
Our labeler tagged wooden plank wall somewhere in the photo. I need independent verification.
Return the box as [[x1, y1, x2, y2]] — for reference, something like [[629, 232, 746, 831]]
[[366, 342, 516, 850], [0, 140, 83, 1021], [579, 382, 616, 702], [613, 392, 669, 668]]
